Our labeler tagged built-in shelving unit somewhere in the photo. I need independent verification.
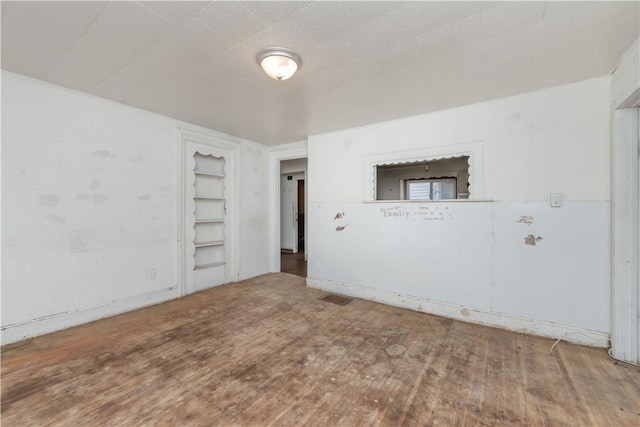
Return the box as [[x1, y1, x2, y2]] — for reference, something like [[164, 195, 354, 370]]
[[193, 153, 226, 271]]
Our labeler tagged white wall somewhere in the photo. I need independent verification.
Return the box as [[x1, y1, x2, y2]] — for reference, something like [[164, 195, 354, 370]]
[[307, 77, 612, 346], [611, 37, 639, 109], [1, 71, 271, 343], [238, 141, 271, 280]]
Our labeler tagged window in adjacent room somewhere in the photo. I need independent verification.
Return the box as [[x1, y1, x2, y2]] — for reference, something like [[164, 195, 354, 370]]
[[376, 156, 469, 200], [405, 177, 457, 200]]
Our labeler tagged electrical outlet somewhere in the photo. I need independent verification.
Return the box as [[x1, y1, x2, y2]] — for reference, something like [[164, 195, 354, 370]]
[[146, 268, 156, 280], [548, 193, 564, 207]]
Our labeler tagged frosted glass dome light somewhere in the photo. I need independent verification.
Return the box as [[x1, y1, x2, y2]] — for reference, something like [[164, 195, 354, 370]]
[[256, 47, 302, 81]]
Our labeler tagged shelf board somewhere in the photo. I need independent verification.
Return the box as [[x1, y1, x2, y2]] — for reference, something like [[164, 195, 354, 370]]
[[194, 261, 225, 270], [194, 196, 225, 201], [194, 240, 224, 248], [194, 171, 224, 178], [195, 219, 224, 224]]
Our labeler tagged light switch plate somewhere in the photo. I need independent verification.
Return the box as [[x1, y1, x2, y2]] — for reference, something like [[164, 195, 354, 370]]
[[549, 193, 564, 207]]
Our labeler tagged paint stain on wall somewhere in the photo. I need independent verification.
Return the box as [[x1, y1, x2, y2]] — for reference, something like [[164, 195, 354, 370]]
[[336, 224, 348, 232], [89, 179, 101, 190], [92, 194, 107, 205], [524, 234, 544, 246], [45, 214, 66, 224], [38, 194, 59, 207], [334, 212, 345, 220], [92, 150, 115, 158], [506, 112, 522, 122], [517, 216, 534, 225]]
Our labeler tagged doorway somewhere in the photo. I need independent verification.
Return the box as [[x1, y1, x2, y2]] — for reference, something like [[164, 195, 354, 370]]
[[280, 158, 307, 277], [297, 179, 305, 251]]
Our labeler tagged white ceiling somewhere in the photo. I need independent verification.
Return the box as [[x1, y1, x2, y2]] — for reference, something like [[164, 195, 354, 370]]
[[2, 1, 638, 145]]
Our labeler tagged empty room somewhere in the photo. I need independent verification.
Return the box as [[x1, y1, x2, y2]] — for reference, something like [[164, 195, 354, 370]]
[[2, 1, 640, 425]]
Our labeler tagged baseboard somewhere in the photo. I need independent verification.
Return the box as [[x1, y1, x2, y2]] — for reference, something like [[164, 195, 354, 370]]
[[1, 286, 180, 345], [306, 277, 609, 348]]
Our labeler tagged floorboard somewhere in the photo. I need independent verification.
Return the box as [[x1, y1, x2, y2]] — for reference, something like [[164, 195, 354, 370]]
[[2, 273, 639, 426]]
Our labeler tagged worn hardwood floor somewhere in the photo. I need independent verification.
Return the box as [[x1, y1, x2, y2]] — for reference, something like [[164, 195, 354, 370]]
[[281, 251, 307, 277], [2, 273, 639, 426]]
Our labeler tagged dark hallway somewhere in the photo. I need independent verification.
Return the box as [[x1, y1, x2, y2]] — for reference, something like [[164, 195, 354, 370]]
[[281, 251, 306, 277]]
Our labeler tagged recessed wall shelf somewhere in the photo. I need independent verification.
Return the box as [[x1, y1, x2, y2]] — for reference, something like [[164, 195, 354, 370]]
[[193, 152, 226, 271], [194, 261, 225, 270], [194, 240, 224, 248], [194, 171, 224, 178]]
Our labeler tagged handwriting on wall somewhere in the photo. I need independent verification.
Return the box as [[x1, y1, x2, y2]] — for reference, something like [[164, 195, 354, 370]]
[[379, 205, 455, 221]]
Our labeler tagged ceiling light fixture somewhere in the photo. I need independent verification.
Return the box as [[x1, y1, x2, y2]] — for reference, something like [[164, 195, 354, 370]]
[[256, 47, 302, 81]]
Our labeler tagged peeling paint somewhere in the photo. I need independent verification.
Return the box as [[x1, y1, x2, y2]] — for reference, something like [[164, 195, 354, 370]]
[[336, 224, 348, 231], [517, 216, 534, 225], [334, 212, 345, 220], [524, 234, 543, 246]]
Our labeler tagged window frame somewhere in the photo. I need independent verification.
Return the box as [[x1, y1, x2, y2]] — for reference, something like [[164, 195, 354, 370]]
[[404, 177, 458, 200]]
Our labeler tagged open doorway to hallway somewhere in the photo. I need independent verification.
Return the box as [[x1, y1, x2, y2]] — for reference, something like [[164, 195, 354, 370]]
[[280, 158, 307, 277]]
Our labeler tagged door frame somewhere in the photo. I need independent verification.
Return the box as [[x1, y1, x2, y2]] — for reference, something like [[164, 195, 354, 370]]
[[280, 171, 305, 253], [611, 105, 639, 363], [270, 142, 308, 272], [178, 127, 240, 296]]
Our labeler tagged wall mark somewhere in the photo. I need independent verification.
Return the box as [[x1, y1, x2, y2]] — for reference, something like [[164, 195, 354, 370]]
[[517, 215, 534, 225], [38, 194, 59, 207], [45, 214, 66, 224], [524, 234, 543, 246], [334, 212, 345, 220], [460, 308, 471, 317], [507, 112, 522, 122], [89, 179, 101, 190], [92, 150, 115, 158], [92, 194, 107, 205], [336, 224, 349, 232]]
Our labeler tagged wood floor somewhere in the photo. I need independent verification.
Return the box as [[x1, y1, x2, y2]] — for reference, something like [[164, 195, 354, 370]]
[[2, 273, 639, 426], [281, 250, 307, 277]]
